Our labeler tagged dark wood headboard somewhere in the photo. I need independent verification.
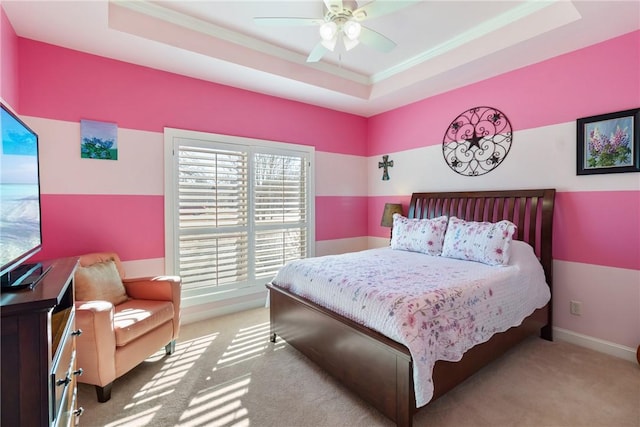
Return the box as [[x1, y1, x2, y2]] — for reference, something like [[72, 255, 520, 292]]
[[408, 189, 556, 292]]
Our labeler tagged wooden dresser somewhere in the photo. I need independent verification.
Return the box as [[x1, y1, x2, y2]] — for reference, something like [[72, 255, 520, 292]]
[[1, 257, 84, 426]]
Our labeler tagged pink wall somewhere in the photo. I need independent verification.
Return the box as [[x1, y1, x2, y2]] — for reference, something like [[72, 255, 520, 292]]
[[0, 6, 18, 107], [40, 194, 164, 261], [367, 31, 640, 271], [368, 31, 640, 156], [18, 39, 367, 156], [12, 39, 369, 261], [7, 29, 639, 271], [316, 196, 369, 241], [554, 191, 639, 270], [365, 30, 640, 350], [11, 23, 638, 270]]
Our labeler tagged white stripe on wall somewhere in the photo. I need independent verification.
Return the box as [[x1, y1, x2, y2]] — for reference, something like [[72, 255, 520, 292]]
[[121, 257, 166, 277], [315, 151, 368, 197], [26, 116, 164, 195], [28, 116, 372, 198], [316, 237, 370, 257], [368, 121, 640, 196]]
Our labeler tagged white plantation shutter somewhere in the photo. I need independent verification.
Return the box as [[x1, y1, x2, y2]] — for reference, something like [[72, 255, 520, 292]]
[[168, 131, 313, 300], [254, 153, 308, 279], [177, 144, 249, 291]]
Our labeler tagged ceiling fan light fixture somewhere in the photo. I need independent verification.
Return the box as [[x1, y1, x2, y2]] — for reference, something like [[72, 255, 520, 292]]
[[256, 0, 399, 63], [343, 36, 359, 51], [321, 36, 337, 51], [319, 21, 338, 41], [343, 20, 361, 40]]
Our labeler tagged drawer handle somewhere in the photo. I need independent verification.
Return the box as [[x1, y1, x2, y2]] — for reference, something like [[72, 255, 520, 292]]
[[73, 368, 83, 377], [73, 407, 84, 417], [71, 329, 83, 336], [56, 376, 71, 387]]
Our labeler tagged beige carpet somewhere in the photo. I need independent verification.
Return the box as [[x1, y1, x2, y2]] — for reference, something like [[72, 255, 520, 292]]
[[77, 307, 640, 427]]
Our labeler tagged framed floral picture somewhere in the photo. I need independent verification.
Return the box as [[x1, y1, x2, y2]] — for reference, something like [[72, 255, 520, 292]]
[[577, 108, 639, 175], [80, 119, 118, 160]]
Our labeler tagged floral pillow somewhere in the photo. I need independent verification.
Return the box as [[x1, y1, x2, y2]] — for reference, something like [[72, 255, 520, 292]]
[[390, 214, 449, 256], [441, 216, 517, 266]]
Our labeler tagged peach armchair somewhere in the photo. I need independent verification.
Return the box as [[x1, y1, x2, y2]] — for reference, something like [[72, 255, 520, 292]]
[[74, 252, 181, 402]]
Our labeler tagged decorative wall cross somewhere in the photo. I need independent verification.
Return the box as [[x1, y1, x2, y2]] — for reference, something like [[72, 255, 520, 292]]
[[378, 155, 394, 181]]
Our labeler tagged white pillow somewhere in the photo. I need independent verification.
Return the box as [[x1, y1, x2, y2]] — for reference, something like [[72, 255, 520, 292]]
[[390, 214, 448, 256], [441, 216, 517, 266]]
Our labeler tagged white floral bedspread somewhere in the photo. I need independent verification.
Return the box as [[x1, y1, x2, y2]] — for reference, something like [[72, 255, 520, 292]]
[[271, 240, 550, 407]]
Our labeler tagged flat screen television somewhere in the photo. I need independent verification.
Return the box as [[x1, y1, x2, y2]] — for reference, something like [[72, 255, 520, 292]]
[[0, 102, 48, 290]]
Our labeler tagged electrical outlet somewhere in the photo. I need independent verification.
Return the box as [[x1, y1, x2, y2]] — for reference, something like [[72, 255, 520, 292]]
[[570, 300, 582, 316]]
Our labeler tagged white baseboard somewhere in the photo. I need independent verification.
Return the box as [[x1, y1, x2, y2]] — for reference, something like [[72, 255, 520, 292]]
[[181, 292, 267, 325], [553, 327, 637, 363]]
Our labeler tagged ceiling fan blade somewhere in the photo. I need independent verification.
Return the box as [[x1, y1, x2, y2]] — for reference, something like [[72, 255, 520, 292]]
[[359, 26, 396, 52], [323, 0, 343, 14], [352, 0, 419, 21], [253, 17, 324, 26], [306, 42, 329, 63]]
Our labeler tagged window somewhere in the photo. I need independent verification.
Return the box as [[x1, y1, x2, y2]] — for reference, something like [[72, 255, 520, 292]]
[[164, 129, 314, 302]]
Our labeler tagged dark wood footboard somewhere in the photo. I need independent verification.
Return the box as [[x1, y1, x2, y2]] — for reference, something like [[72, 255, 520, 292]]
[[268, 282, 549, 427], [268, 283, 415, 425]]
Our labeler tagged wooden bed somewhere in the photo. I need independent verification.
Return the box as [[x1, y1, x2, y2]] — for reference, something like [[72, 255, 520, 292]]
[[266, 189, 555, 427]]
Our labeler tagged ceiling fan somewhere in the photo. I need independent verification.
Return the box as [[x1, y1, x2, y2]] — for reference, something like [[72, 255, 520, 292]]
[[254, 0, 414, 63]]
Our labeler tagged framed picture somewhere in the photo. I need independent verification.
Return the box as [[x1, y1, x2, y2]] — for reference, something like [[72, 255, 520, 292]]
[[577, 108, 639, 175], [80, 119, 118, 160]]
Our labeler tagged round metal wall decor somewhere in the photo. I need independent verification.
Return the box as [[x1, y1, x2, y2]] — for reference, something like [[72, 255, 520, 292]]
[[442, 106, 512, 176]]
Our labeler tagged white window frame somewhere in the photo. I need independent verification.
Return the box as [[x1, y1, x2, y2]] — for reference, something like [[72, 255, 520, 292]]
[[164, 127, 315, 305]]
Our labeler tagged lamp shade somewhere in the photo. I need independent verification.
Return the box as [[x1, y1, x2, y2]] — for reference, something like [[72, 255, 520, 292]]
[[380, 203, 403, 227], [319, 21, 337, 41], [343, 20, 361, 40]]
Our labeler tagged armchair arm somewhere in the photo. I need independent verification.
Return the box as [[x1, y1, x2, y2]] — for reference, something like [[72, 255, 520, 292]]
[[122, 276, 181, 302], [122, 276, 182, 339], [74, 301, 117, 387]]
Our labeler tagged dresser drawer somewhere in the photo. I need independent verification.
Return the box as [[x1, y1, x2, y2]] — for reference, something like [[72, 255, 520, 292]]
[[52, 353, 80, 427], [51, 309, 82, 426]]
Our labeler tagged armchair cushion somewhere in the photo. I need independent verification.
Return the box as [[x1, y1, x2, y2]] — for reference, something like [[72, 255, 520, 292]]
[[113, 300, 175, 346], [75, 259, 128, 305]]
